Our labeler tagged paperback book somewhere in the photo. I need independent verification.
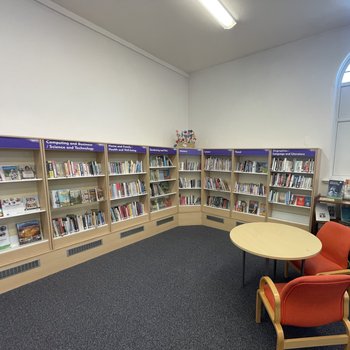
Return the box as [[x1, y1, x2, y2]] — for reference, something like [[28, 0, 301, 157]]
[[16, 220, 42, 245], [327, 180, 344, 200], [0, 225, 11, 250], [2, 165, 20, 181]]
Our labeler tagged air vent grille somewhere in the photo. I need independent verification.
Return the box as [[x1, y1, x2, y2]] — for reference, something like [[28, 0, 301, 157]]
[[67, 239, 102, 257], [121, 226, 144, 238], [206, 215, 224, 223], [157, 216, 174, 226], [0, 260, 40, 280]]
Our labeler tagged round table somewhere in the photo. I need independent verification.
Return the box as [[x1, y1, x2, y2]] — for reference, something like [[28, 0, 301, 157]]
[[230, 222, 322, 286]]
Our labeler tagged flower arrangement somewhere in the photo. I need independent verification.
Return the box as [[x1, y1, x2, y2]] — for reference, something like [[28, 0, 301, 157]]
[[174, 130, 196, 148]]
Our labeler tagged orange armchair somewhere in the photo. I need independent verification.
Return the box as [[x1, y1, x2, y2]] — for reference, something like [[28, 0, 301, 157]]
[[285, 221, 350, 276], [256, 274, 350, 349]]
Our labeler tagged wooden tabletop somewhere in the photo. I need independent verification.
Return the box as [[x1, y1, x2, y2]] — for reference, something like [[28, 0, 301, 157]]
[[230, 222, 322, 260]]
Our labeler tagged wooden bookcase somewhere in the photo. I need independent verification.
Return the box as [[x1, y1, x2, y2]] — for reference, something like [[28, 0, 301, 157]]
[[267, 148, 319, 230], [0, 136, 51, 265], [178, 148, 202, 225], [232, 149, 269, 223], [44, 139, 109, 249], [107, 144, 149, 232], [149, 147, 178, 220], [202, 149, 233, 219]]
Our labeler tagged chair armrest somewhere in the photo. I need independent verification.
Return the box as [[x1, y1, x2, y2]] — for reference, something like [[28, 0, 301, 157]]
[[317, 269, 350, 276], [259, 276, 281, 323]]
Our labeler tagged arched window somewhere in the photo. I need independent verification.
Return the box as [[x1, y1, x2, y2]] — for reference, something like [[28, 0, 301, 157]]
[[333, 61, 350, 177]]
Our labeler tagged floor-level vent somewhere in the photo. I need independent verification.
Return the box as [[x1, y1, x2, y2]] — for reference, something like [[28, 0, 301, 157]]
[[0, 260, 40, 280], [157, 216, 174, 226], [67, 239, 102, 257], [121, 226, 144, 238], [235, 221, 245, 226], [207, 215, 224, 223]]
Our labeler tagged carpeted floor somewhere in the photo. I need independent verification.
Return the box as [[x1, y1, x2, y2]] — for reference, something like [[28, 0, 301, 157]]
[[0, 226, 346, 349]]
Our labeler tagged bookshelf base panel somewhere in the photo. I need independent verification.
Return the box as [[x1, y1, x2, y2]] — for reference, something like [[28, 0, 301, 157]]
[[178, 212, 202, 226], [231, 211, 266, 223]]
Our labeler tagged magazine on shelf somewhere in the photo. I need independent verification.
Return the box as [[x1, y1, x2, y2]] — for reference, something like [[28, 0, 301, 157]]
[[0, 225, 11, 249], [344, 179, 350, 200], [2, 165, 20, 181], [327, 180, 344, 200], [18, 164, 36, 179], [341, 205, 350, 224], [16, 219, 42, 245], [315, 202, 330, 222], [1, 197, 25, 216], [69, 189, 82, 206], [24, 195, 40, 210]]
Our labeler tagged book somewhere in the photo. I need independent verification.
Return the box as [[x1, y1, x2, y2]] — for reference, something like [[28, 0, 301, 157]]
[[327, 204, 336, 219], [341, 205, 350, 224], [57, 189, 71, 207], [258, 202, 266, 216], [81, 189, 91, 203], [327, 180, 344, 199], [344, 179, 350, 200], [24, 195, 40, 210], [1, 197, 25, 216], [18, 164, 36, 179], [51, 190, 61, 208], [96, 188, 104, 201], [0, 225, 11, 250], [248, 200, 259, 214], [69, 189, 82, 205], [315, 202, 330, 222], [2, 165, 20, 181], [16, 220, 42, 245], [295, 196, 305, 207], [89, 188, 98, 202]]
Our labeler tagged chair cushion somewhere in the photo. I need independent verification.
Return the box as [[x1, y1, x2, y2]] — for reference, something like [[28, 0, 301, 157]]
[[291, 254, 343, 275]]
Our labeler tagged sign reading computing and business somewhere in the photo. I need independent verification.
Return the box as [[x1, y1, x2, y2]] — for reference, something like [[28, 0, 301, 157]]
[[44, 139, 104, 152]]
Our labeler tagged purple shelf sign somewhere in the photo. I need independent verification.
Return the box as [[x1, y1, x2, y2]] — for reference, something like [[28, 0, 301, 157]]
[[108, 144, 146, 154], [0, 136, 40, 150], [178, 149, 202, 156], [44, 139, 104, 152], [234, 149, 269, 156], [149, 147, 177, 155], [272, 149, 316, 157], [203, 149, 232, 156]]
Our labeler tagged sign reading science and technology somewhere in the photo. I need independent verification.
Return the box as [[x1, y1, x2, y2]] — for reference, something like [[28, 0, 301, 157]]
[[44, 139, 104, 152]]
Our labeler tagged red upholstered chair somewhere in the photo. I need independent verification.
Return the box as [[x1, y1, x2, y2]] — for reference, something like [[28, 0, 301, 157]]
[[285, 221, 350, 276], [256, 274, 350, 349]]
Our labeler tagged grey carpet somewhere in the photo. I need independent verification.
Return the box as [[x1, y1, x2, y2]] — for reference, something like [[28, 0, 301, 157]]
[[0, 225, 345, 349]]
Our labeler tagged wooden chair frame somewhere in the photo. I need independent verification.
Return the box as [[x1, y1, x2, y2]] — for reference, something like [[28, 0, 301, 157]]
[[256, 276, 350, 350]]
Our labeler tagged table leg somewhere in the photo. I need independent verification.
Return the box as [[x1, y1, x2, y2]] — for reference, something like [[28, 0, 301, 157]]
[[265, 258, 269, 275], [301, 260, 305, 275], [273, 260, 277, 280], [242, 251, 246, 287]]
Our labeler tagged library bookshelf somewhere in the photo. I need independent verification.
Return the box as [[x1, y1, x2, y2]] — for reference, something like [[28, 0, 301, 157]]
[[0, 136, 320, 293]]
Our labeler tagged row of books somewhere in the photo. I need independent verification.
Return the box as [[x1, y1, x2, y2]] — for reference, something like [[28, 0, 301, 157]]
[[235, 161, 268, 174], [0, 164, 36, 181], [207, 196, 230, 209], [179, 178, 201, 189], [179, 195, 201, 206], [271, 158, 315, 173], [0, 195, 40, 217], [270, 173, 312, 189], [234, 182, 266, 196], [108, 160, 143, 175], [51, 188, 104, 208], [0, 220, 42, 249], [149, 155, 173, 167], [178, 160, 201, 171], [110, 202, 145, 222], [204, 157, 232, 171], [269, 190, 311, 207], [52, 210, 106, 237], [46, 160, 102, 178], [205, 177, 231, 192], [150, 197, 172, 211], [110, 180, 146, 199], [150, 169, 171, 181], [234, 200, 266, 216], [150, 182, 170, 197]]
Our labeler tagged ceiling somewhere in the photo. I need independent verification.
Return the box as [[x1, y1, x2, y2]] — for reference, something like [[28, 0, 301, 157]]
[[45, 0, 350, 74]]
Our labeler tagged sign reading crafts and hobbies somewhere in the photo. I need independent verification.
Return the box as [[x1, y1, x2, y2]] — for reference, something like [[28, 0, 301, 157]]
[[203, 149, 232, 156], [108, 144, 147, 154], [44, 139, 104, 152], [272, 149, 316, 157], [0, 136, 40, 150], [149, 147, 177, 155], [178, 148, 202, 156], [234, 149, 269, 156]]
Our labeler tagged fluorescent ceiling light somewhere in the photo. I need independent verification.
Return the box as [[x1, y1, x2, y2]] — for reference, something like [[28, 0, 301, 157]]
[[198, 0, 236, 29]]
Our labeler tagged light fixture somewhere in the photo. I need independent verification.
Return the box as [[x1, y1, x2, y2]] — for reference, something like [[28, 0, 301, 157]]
[[198, 0, 236, 29]]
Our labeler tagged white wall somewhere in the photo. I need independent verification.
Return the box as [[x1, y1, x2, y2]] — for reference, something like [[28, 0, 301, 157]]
[[189, 26, 350, 183], [0, 0, 188, 147]]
